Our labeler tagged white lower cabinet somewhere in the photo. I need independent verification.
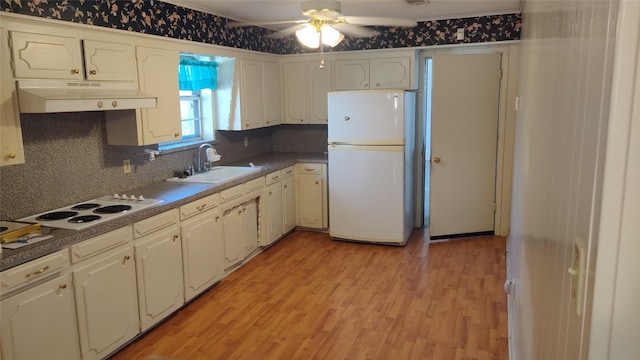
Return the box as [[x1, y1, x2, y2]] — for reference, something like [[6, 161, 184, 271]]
[[296, 163, 328, 229], [1, 273, 80, 360], [73, 245, 138, 360], [180, 208, 224, 301], [266, 174, 284, 245], [223, 204, 246, 269], [243, 198, 259, 255], [282, 175, 296, 233], [133, 210, 183, 331], [265, 166, 296, 246]]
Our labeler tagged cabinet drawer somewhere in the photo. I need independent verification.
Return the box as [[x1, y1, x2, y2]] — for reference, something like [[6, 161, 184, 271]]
[[134, 209, 179, 239], [220, 184, 245, 203], [265, 170, 281, 185], [70, 226, 133, 264], [1, 249, 70, 295], [281, 165, 295, 178], [245, 176, 265, 192], [180, 193, 220, 220], [296, 163, 324, 175]]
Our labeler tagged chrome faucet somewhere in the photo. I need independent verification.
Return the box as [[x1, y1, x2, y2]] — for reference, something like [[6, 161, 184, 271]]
[[196, 143, 214, 173]]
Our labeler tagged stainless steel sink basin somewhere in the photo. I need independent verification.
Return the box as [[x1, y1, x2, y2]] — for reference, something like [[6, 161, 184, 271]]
[[167, 166, 262, 184]]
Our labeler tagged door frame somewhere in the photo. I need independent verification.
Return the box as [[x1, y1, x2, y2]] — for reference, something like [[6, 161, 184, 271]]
[[414, 43, 519, 237]]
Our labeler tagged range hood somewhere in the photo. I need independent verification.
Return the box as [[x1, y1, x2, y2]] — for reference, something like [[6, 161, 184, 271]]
[[16, 80, 157, 113]]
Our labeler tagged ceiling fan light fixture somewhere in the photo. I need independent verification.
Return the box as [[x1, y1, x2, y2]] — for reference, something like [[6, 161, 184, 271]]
[[320, 24, 344, 47], [296, 24, 321, 48]]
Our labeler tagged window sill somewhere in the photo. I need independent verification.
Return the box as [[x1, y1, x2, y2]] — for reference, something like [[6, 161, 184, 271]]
[[158, 139, 218, 155]]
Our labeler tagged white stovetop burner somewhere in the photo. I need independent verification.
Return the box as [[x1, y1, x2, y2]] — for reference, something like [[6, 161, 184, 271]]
[[19, 194, 163, 230]]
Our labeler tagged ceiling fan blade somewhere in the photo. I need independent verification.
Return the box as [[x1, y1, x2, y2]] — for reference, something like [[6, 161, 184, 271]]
[[342, 16, 418, 27], [331, 23, 379, 38], [268, 24, 308, 39], [228, 19, 308, 28]]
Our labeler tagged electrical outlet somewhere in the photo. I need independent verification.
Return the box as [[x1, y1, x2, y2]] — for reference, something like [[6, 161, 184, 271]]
[[244, 136, 249, 147], [456, 28, 465, 41], [123, 159, 131, 174]]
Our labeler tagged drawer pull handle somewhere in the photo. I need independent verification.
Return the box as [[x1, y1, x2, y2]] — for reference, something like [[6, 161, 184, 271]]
[[97, 101, 104, 108], [197, 204, 207, 210], [112, 101, 118, 108], [26, 265, 49, 278], [59, 283, 67, 290], [305, 168, 314, 171], [70, 68, 80, 74]]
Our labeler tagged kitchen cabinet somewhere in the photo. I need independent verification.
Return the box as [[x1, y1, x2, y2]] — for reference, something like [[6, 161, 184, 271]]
[[282, 60, 332, 124], [0, 28, 24, 167], [223, 203, 246, 269], [133, 210, 183, 331], [282, 168, 297, 233], [219, 58, 281, 130], [333, 54, 414, 90], [266, 170, 284, 245], [265, 166, 296, 246], [180, 194, 224, 301], [1, 249, 79, 360], [9, 31, 135, 81], [263, 61, 282, 126], [296, 163, 328, 229], [1, 274, 81, 360], [73, 242, 138, 360], [243, 198, 259, 255], [105, 46, 181, 145]]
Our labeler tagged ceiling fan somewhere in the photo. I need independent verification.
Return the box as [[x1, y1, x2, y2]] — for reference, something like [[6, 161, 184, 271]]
[[229, 0, 418, 48]]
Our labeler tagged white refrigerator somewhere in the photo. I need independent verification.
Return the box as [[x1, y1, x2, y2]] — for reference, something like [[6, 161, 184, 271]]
[[328, 90, 416, 245]]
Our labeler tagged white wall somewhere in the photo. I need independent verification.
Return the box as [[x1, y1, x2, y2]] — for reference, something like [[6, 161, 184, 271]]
[[509, 0, 619, 359]]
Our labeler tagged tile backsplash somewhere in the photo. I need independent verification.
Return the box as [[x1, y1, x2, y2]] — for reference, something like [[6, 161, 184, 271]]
[[0, 113, 324, 220]]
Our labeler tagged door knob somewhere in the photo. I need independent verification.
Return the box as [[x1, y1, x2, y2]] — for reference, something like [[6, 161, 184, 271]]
[[432, 157, 441, 163]]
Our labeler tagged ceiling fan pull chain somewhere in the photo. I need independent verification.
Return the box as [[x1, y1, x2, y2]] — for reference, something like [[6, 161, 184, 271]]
[[319, 30, 325, 70]]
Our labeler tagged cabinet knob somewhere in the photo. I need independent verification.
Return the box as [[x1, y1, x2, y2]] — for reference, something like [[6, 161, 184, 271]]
[[112, 101, 118, 108], [89, 69, 97, 75], [215, 215, 220, 221], [174, 132, 180, 137], [315, 181, 319, 185], [376, 83, 380, 87], [70, 68, 80, 75], [344, 116, 350, 121], [362, 83, 368, 87], [300, 118, 304, 122], [173, 234, 179, 242], [97, 101, 103, 108], [268, 191, 273, 195], [59, 283, 67, 290], [124, 255, 131, 261], [8, 152, 16, 159]]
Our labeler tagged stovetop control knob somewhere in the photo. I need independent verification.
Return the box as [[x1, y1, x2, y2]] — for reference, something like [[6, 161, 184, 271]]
[[113, 193, 120, 199], [138, 195, 145, 201], [129, 195, 137, 200]]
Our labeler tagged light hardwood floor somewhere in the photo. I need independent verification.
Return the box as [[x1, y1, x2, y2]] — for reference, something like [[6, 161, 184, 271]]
[[110, 229, 508, 360]]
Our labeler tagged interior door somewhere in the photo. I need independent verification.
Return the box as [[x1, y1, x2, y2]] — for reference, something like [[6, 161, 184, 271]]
[[429, 53, 501, 238]]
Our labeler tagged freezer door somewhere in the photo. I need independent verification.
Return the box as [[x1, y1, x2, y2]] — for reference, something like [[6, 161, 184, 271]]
[[328, 91, 406, 145], [328, 145, 409, 244]]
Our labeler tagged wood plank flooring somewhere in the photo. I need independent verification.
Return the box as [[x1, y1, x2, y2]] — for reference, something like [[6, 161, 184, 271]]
[[110, 229, 508, 360]]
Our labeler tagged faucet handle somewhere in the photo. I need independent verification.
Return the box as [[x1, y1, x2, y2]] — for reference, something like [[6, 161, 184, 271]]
[[203, 162, 211, 171]]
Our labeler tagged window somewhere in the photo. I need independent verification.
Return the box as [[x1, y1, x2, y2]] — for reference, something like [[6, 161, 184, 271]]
[[160, 54, 220, 149]]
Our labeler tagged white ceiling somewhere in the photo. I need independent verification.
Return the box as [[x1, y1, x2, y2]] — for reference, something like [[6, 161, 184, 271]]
[[164, 0, 523, 26]]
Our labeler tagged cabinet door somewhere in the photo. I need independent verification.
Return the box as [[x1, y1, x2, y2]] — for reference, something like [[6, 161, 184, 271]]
[[136, 46, 181, 144], [243, 198, 259, 255], [134, 226, 184, 331], [296, 175, 324, 228], [267, 182, 283, 245], [263, 61, 282, 126], [83, 40, 135, 81], [333, 59, 369, 90], [223, 205, 245, 269], [370, 56, 412, 89], [240, 59, 265, 129], [73, 247, 138, 360], [1, 274, 81, 360], [308, 61, 333, 124], [9, 31, 83, 79], [283, 61, 308, 123], [282, 176, 296, 233], [0, 29, 24, 166], [181, 209, 224, 301]]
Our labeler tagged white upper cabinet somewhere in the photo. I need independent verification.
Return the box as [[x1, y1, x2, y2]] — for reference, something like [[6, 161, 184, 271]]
[[263, 61, 282, 126], [333, 59, 369, 90], [82, 40, 136, 81], [282, 59, 332, 124], [283, 61, 308, 124], [9, 31, 135, 81], [219, 57, 282, 130], [1, 27, 24, 167], [333, 52, 416, 91], [105, 46, 182, 145]]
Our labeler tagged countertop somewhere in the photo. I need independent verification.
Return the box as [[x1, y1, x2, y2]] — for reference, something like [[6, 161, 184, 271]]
[[0, 152, 327, 271]]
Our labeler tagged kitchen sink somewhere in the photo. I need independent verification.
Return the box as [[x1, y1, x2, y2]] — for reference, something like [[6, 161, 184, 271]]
[[166, 166, 262, 184]]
